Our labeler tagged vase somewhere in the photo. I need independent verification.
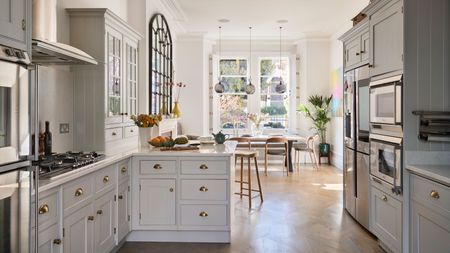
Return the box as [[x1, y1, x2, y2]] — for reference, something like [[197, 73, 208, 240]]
[[319, 143, 330, 156], [251, 123, 263, 136], [173, 102, 181, 118], [139, 127, 158, 148]]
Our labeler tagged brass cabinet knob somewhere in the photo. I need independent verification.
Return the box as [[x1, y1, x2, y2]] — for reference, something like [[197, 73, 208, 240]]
[[199, 186, 208, 192], [121, 166, 127, 173], [97, 210, 103, 215], [153, 164, 162, 170], [169, 188, 174, 192], [112, 132, 117, 136], [103, 175, 109, 183], [356, 52, 360, 56], [368, 64, 374, 68], [53, 239, 61, 245], [130, 129, 134, 133], [199, 164, 208, 170], [199, 211, 208, 217], [74, 188, 83, 197], [430, 190, 440, 199], [39, 204, 49, 214], [88, 216, 94, 221], [118, 195, 123, 200], [381, 195, 388, 201]]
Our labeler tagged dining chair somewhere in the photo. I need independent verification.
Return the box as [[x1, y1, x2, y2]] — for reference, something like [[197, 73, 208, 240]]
[[229, 137, 251, 165], [293, 134, 319, 169], [264, 137, 288, 176]]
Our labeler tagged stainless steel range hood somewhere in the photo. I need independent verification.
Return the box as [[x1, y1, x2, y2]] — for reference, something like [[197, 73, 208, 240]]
[[32, 39, 97, 65], [31, 0, 97, 65]]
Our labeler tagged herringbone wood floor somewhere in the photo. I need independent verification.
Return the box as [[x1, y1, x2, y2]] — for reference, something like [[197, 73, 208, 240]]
[[119, 164, 383, 253]]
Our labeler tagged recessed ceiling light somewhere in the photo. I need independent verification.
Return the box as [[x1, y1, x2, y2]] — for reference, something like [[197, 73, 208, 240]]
[[218, 19, 230, 23], [277, 19, 288, 24]]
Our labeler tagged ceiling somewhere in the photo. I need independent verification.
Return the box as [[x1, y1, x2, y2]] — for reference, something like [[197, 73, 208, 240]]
[[173, 0, 370, 40]]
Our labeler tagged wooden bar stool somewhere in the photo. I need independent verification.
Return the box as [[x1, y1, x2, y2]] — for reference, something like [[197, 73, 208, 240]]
[[234, 150, 263, 209]]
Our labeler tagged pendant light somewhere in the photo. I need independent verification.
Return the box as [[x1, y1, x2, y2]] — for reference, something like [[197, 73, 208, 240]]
[[214, 26, 225, 93], [245, 26, 255, 95], [275, 26, 286, 94]]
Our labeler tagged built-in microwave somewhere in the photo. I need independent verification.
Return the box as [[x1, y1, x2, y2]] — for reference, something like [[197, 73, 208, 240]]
[[370, 133, 402, 194], [370, 75, 402, 125]]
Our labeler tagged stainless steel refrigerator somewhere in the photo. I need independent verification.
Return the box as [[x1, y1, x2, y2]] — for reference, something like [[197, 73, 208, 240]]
[[343, 65, 370, 230]]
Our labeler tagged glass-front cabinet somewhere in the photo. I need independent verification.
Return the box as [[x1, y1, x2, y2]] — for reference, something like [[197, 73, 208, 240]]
[[125, 38, 138, 122], [106, 28, 123, 124]]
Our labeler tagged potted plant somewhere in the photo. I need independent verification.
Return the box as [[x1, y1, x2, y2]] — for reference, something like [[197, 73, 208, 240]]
[[297, 95, 333, 156]]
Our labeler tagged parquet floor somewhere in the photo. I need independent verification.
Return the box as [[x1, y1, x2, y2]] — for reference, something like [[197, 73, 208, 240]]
[[118, 164, 384, 253]]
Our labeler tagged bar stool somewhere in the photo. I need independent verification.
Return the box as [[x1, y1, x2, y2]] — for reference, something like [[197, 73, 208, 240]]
[[234, 150, 263, 209]]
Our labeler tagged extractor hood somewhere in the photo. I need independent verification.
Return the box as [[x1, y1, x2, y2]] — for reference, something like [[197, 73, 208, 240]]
[[31, 0, 97, 65]]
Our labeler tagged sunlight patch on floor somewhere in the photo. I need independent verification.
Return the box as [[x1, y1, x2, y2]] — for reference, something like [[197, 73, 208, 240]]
[[311, 183, 343, 191]]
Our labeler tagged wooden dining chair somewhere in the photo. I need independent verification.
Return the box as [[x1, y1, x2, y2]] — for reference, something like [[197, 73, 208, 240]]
[[293, 134, 319, 169], [229, 137, 251, 165], [264, 137, 288, 176]]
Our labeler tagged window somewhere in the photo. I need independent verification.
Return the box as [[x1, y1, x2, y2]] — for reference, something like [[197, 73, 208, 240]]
[[214, 56, 291, 133], [219, 59, 249, 129], [259, 57, 289, 129]]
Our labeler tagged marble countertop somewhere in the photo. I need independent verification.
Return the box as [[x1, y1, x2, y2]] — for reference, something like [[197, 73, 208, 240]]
[[406, 164, 450, 187], [38, 142, 237, 192]]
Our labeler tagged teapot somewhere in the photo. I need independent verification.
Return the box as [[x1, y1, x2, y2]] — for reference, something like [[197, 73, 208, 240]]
[[212, 131, 229, 144]]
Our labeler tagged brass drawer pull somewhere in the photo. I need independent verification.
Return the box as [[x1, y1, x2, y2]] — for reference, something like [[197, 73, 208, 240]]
[[97, 209, 103, 215], [430, 190, 440, 199], [121, 166, 127, 173], [53, 239, 61, 245], [88, 215, 94, 221], [112, 132, 117, 136], [199, 211, 208, 217], [74, 188, 83, 197], [381, 195, 388, 201], [199, 164, 208, 170], [103, 176, 109, 183], [153, 164, 162, 170], [199, 186, 208, 192], [39, 204, 49, 214], [169, 188, 174, 192], [118, 195, 123, 200]]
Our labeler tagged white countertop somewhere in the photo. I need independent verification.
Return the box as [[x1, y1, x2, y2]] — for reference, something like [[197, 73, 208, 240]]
[[406, 164, 450, 187], [38, 142, 237, 192]]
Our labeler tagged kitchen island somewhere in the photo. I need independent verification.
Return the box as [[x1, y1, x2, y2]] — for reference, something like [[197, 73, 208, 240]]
[[37, 142, 237, 253]]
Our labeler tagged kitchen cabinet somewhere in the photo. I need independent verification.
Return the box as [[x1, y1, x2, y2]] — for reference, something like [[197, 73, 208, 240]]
[[38, 224, 61, 253], [67, 9, 142, 154], [139, 179, 176, 226], [117, 180, 130, 242], [340, 20, 369, 71], [369, 0, 403, 79], [94, 190, 116, 253], [410, 174, 450, 253], [63, 202, 94, 253], [0, 0, 30, 52], [370, 183, 402, 253]]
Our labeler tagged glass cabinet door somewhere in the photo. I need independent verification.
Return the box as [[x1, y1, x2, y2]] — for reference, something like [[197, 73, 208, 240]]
[[125, 39, 138, 122], [106, 29, 123, 124]]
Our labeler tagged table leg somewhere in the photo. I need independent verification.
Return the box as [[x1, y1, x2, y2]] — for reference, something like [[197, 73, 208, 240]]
[[288, 140, 293, 172]]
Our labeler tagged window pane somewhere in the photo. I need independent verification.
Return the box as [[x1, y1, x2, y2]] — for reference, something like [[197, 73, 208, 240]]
[[260, 59, 276, 75], [220, 59, 247, 75], [221, 77, 247, 93], [220, 95, 248, 129]]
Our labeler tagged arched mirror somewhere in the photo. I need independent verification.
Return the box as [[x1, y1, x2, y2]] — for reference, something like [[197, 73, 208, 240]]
[[149, 13, 173, 115]]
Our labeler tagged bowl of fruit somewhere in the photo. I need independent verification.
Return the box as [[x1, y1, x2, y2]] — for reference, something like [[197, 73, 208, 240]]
[[149, 136, 175, 148]]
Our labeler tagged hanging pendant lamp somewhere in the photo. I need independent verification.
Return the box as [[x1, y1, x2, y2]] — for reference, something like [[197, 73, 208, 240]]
[[214, 26, 225, 93], [245, 26, 255, 95], [275, 26, 286, 94]]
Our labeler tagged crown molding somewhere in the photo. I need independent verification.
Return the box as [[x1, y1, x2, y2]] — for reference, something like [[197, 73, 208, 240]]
[[159, 0, 188, 22]]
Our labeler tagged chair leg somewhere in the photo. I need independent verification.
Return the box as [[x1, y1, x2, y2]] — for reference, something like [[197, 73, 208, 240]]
[[254, 156, 263, 203], [294, 150, 298, 172], [264, 153, 268, 176], [308, 151, 314, 167], [248, 157, 252, 209], [313, 150, 319, 169], [240, 156, 244, 198], [285, 155, 288, 176]]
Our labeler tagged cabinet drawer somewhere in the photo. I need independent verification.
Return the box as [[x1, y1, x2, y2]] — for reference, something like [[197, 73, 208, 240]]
[[94, 165, 116, 194], [63, 175, 93, 211], [180, 204, 227, 226], [105, 127, 123, 142], [38, 191, 59, 226], [124, 126, 138, 138], [181, 180, 227, 201], [118, 159, 130, 181], [181, 160, 227, 175], [411, 175, 450, 214], [140, 160, 176, 175]]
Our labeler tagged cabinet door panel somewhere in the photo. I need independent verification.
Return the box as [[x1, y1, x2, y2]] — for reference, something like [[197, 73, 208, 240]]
[[118, 180, 130, 242], [411, 201, 450, 253], [94, 190, 115, 253], [124, 37, 138, 123], [38, 223, 61, 253], [0, 0, 27, 50], [370, 0, 403, 77], [63, 203, 93, 253], [344, 37, 361, 70], [139, 179, 176, 225], [361, 31, 370, 62]]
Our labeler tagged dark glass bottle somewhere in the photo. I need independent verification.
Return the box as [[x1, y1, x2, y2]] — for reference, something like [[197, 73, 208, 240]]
[[44, 121, 52, 156]]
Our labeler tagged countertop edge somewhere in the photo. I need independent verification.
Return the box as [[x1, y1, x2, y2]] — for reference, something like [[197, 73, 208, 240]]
[[406, 165, 450, 187]]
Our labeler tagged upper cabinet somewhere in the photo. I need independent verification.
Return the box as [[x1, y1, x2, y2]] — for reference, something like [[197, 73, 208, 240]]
[[67, 9, 142, 153], [0, 0, 30, 52], [369, 0, 404, 79], [340, 20, 369, 71]]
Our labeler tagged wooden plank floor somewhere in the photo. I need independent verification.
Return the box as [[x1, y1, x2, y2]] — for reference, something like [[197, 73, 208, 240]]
[[119, 164, 383, 253]]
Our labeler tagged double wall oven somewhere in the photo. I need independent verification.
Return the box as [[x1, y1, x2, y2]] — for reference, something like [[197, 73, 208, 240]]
[[0, 44, 33, 253]]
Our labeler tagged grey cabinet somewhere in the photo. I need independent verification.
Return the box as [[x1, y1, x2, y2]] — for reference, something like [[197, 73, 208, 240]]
[[117, 179, 130, 242], [63, 202, 94, 253], [410, 174, 450, 253], [93, 190, 116, 253], [370, 184, 402, 253], [369, 0, 403, 78], [0, 0, 30, 51], [341, 20, 369, 71]]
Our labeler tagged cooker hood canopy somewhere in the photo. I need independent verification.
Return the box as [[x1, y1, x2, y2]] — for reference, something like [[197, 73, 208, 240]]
[[31, 0, 97, 65]]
